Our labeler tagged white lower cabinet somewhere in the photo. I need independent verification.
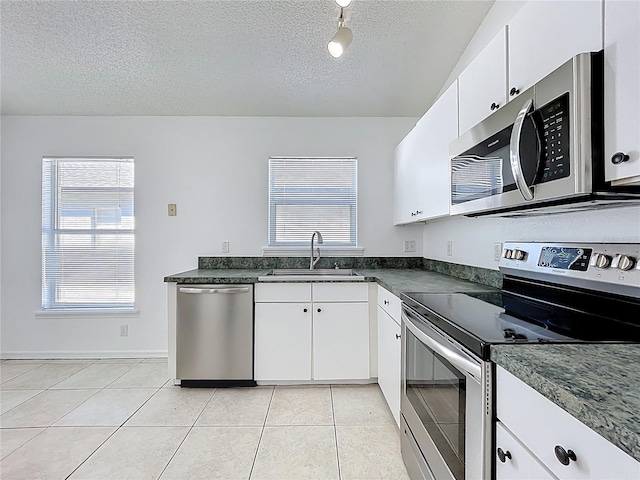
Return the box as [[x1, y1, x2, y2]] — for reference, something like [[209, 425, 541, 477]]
[[496, 421, 555, 479], [254, 282, 369, 382], [376, 285, 402, 427], [377, 305, 401, 427], [497, 365, 640, 479], [254, 302, 312, 381], [313, 302, 369, 380]]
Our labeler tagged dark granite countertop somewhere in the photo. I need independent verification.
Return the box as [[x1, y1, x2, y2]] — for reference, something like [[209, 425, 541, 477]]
[[354, 268, 496, 296], [164, 267, 498, 296], [164, 268, 270, 284], [492, 344, 640, 462]]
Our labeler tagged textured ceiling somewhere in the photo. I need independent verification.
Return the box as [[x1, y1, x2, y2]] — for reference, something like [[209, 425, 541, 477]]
[[0, 0, 493, 117]]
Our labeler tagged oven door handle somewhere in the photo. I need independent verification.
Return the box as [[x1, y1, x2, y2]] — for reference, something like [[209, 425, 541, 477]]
[[402, 310, 482, 382], [509, 98, 535, 201]]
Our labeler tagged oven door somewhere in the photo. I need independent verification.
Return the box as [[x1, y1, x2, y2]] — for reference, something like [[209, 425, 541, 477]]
[[400, 304, 491, 480]]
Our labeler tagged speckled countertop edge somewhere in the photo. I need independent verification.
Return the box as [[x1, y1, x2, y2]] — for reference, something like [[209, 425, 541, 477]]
[[492, 344, 640, 462], [164, 267, 498, 295], [164, 269, 270, 283]]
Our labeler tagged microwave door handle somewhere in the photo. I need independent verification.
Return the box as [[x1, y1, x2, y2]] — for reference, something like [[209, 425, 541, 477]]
[[509, 99, 535, 201], [402, 310, 482, 382]]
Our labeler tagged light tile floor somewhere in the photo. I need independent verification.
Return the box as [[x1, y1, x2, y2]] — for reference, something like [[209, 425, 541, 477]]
[[0, 359, 409, 480]]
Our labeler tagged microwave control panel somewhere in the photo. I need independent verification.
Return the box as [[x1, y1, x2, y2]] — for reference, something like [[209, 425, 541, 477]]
[[537, 92, 570, 184]]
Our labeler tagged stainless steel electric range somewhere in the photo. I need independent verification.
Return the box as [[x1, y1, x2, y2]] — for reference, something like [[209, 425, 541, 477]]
[[399, 242, 640, 480]]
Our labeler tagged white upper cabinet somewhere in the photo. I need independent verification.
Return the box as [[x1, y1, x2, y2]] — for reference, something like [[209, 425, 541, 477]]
[[604, 0, 640, 185], [394, 125, 420, 225], [508, 0, 602, 100], [394, 81, 458, 225], [458, 27, 508, 134]]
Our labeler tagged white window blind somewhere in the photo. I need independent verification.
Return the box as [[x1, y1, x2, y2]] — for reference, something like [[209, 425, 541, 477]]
[[268, 157, 357, 246], [42, 158, 135, 310]]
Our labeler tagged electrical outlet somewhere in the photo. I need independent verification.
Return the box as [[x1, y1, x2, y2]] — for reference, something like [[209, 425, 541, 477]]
[[222, 241, 229, 253], [494, 242, 503, 261], [403, 240, 416, 253], [447, 241, 453, 256], [168, 204, 177, 216], [120, 325, 128, 337]]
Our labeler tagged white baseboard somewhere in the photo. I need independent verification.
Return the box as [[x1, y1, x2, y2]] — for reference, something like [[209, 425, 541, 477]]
[[0, 350, 168, 360], [256, 378, 377, 386]]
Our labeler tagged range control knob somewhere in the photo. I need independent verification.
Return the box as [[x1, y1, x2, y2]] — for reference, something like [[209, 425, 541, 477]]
[[590, 253, 612, 270], [612, 254, 635, 271], [512, 249, 526, 261], [503, 249, 513, 259]]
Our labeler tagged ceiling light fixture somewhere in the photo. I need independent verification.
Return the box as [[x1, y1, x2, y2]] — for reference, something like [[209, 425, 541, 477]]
[[327, 7, 353, 58]]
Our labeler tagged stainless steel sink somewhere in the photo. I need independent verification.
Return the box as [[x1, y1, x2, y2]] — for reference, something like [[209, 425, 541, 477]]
[[258, 268, 364, 281]]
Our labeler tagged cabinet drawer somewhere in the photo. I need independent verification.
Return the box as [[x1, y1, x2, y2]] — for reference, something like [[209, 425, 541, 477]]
[[496, 422, 555, 479], [377, 285, 401, 323], [255, 283, 312, 302], [312, 282, 368, 302], [497, 366, 640, 479]]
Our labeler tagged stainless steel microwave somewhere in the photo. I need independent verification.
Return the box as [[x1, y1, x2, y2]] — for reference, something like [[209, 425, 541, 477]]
[[449, 51, 639, 217]]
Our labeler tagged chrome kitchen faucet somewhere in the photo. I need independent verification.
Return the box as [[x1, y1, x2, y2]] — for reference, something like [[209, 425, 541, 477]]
[[310, 231, 324, 269]]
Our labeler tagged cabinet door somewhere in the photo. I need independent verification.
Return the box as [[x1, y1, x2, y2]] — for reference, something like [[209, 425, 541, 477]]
[[495, 422, 555, 480], [458, 27, 508, 134], [313, 302, 370, 380], [394, 123, 420, 225], [497, 366, 640, 479], [254, 303, 312, 381], [508, 1, 602, 100], [377, 284, 401, 322], [394, 81, 458, 224], [377, 306, 401, 427], [604, 0, 640, 185], [413, 81, 458, 221]]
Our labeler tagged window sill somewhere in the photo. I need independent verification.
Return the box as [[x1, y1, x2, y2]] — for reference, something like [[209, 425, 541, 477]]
[[262, 246, 364, 257], [35, 309, 140, 319]]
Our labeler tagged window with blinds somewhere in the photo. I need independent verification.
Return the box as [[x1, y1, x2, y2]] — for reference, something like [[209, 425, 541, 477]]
[[42, 158, 135, 310], [268, 157, 357, 246]]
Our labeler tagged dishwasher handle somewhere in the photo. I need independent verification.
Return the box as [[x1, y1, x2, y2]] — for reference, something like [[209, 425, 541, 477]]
[[179, 287, 251, 294]]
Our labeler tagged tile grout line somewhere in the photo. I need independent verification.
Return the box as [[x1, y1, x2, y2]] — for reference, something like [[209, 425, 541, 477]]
[[155, 385, 219, 479], [63, 375, 170, 479], [0, 389, 48, 418], [0, 362, 45, 386], [330, 385, 343, 480], [247, 385, 276, 480]]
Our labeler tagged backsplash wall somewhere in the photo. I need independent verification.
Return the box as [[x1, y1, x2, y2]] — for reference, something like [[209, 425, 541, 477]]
[[423, 206, 640, 271]]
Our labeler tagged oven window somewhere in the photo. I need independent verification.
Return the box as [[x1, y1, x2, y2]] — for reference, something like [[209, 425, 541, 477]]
[[405, 328, 465, 480]]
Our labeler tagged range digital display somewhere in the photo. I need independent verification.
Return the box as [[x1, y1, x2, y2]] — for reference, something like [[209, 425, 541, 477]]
[[538, 247, 592, 271]]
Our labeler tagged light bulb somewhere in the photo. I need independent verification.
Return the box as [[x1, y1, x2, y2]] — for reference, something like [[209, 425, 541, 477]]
[[327, 26, 352, 58], [335, 0, 352, 7]]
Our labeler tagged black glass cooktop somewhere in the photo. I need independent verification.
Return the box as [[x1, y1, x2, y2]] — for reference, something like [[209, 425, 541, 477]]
[[401, 289, 640, 360]]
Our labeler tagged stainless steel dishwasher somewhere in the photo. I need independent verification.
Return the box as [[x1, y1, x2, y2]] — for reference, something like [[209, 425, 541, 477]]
[[176, 284, 256, 387]]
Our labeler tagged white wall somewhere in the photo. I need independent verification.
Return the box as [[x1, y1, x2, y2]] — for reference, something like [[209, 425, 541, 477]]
[[423, 207, 640, 270], [0, 116, 420, 358]]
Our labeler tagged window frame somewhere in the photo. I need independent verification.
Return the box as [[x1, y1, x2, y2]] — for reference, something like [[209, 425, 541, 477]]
[[267, 156, 358, 248], [41, 157, 135, 311]]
